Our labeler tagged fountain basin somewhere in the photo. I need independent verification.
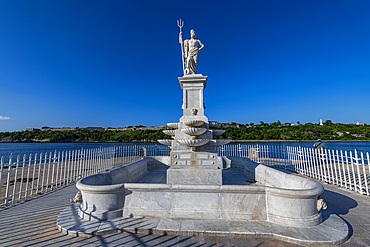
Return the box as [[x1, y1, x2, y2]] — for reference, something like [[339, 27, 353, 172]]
[[163, 130, 176, 136], [181, 127, 207, 136], [167, 123, 178, 129], [183, 120, 204, 127], [177, 139, 210, 147], [213, 129, 225, 136], [209, 121, 221, 128], [157, 140, 172, 146], [216, 139, 232, 147], [76, 156, 324, 227]]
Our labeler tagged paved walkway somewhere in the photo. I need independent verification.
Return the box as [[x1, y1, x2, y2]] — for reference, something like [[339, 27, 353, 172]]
[[0, 179, 370, 246]]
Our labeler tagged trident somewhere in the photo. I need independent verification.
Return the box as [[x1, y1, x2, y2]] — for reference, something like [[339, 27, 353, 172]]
[[177, 19, 186, 75]]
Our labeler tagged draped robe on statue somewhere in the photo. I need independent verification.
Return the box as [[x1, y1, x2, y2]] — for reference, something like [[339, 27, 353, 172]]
[[184, 40, 199, 74]]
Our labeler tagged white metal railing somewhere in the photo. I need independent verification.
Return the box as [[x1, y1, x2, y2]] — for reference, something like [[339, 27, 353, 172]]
[[0, 144, 170, 207], [218, 144, 370, 197], [1, 143, 369, 207]]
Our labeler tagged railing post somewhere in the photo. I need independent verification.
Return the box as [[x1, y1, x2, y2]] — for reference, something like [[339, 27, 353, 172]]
[[316, 149, 323, 181], [0, 156, 4, 200], [18, 154, 27, 201], [354, 150, 363, 194], [78, 149, 83, 178], [4, 154, 13, 206], [56, 151, 60, 188], [360, 152, 368, 196], [11, 155, 20, 203], [31, 153, 38, 196], [62, 151, 67, 185], [25, 154, 32, 199], [66, 151, 71, 184], [332, 150, 339, 186], [341, 150, 347, 189], [40, 153, 47, 193], [322, 149, 328, 182], [51, 151, 57, 190], [367, 152, 370, 196], [336, 150, 343, 187], [310, 148, 317, 179], [345, 151, 352, 191]]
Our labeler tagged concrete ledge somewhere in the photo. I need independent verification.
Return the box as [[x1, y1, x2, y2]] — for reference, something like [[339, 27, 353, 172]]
[[58, 204, 349, 246]]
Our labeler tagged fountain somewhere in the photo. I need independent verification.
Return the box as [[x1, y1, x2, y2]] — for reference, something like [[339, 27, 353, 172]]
[[158, 74, 231, 185], [57, 21, 348, 245]]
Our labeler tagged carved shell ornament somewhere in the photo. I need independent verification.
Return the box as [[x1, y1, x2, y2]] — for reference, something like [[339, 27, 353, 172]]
[[167, 123, 179, 129], [177, 139, 210, 147], [163, 130, 176, 136], [181, 127, 207, 136], [183, 120, 204, 127], [209, 121, 221, 128], [158, 140, 172, 146]]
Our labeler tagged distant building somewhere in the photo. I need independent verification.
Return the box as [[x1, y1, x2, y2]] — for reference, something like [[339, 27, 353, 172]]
[[352, 134, 365, 137], [221, 122, 246, 128], [106, 126, 166, 131], [320, 119, 323, 126], [40, 127, 80, 131], [356, 121, 364, 126], [84, 127, 104, 131], [26, 128, 40, 132]]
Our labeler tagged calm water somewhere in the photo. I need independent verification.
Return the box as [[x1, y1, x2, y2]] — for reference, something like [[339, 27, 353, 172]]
[[0, 141, 369, 160]]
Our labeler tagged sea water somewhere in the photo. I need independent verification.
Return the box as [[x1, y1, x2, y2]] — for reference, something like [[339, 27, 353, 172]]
[[0, 141, 369, 160]]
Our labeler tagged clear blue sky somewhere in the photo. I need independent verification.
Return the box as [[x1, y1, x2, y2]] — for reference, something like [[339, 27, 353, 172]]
[[1, 0, 369, 132]]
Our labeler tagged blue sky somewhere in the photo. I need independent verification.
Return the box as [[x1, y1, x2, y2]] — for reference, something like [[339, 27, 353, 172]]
[[1, 0, 369, 132]]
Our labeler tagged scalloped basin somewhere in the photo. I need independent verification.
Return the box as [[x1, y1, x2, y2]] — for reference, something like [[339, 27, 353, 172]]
[[209, 121, 221, 128], [216, 139, 232, 147], [163, 130, 176, 136], [177, 139, 210, 147], [167, 123, 178, 129], [181, 127, 207, 136], [183, 120, 204, 127], [157, 140, 172, 146], [213, 129, 225, 136]]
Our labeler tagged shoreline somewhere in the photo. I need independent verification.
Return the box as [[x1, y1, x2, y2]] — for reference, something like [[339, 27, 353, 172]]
[[230, 140, 370, 143], [1, 140, 370, 143]]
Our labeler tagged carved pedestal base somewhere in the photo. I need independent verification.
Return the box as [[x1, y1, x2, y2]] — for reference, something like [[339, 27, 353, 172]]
[[167, 165, 222, 185]]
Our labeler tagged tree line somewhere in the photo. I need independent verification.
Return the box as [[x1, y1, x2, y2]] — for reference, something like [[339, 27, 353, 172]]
[[0, 121, 369, 142], [221, 121, 370, 141]]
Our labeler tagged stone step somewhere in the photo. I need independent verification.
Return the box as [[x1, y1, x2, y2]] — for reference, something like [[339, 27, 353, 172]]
[[58, 204, 348, 246]]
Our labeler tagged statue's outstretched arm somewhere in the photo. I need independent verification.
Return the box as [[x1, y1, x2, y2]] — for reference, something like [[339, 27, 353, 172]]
[[198, 40, 205, 51]]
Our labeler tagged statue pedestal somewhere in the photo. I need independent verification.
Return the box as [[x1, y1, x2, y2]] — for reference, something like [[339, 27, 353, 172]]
[[167, 164, 222, 185], [166, 74, 223, 185], [167, 149, 222, 185]]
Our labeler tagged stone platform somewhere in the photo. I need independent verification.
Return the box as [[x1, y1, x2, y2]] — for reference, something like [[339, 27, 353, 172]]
[[2, 180, 370, 246], [57, 167, 349, 246], [57, 203, 348, 246]]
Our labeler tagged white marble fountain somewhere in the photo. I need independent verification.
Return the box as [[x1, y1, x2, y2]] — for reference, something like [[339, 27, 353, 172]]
[[75, 68, 325, 227], [57, 24, 348, 245]]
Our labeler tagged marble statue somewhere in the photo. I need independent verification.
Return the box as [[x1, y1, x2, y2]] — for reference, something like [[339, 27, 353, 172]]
[[178, 20, 204, 75]]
